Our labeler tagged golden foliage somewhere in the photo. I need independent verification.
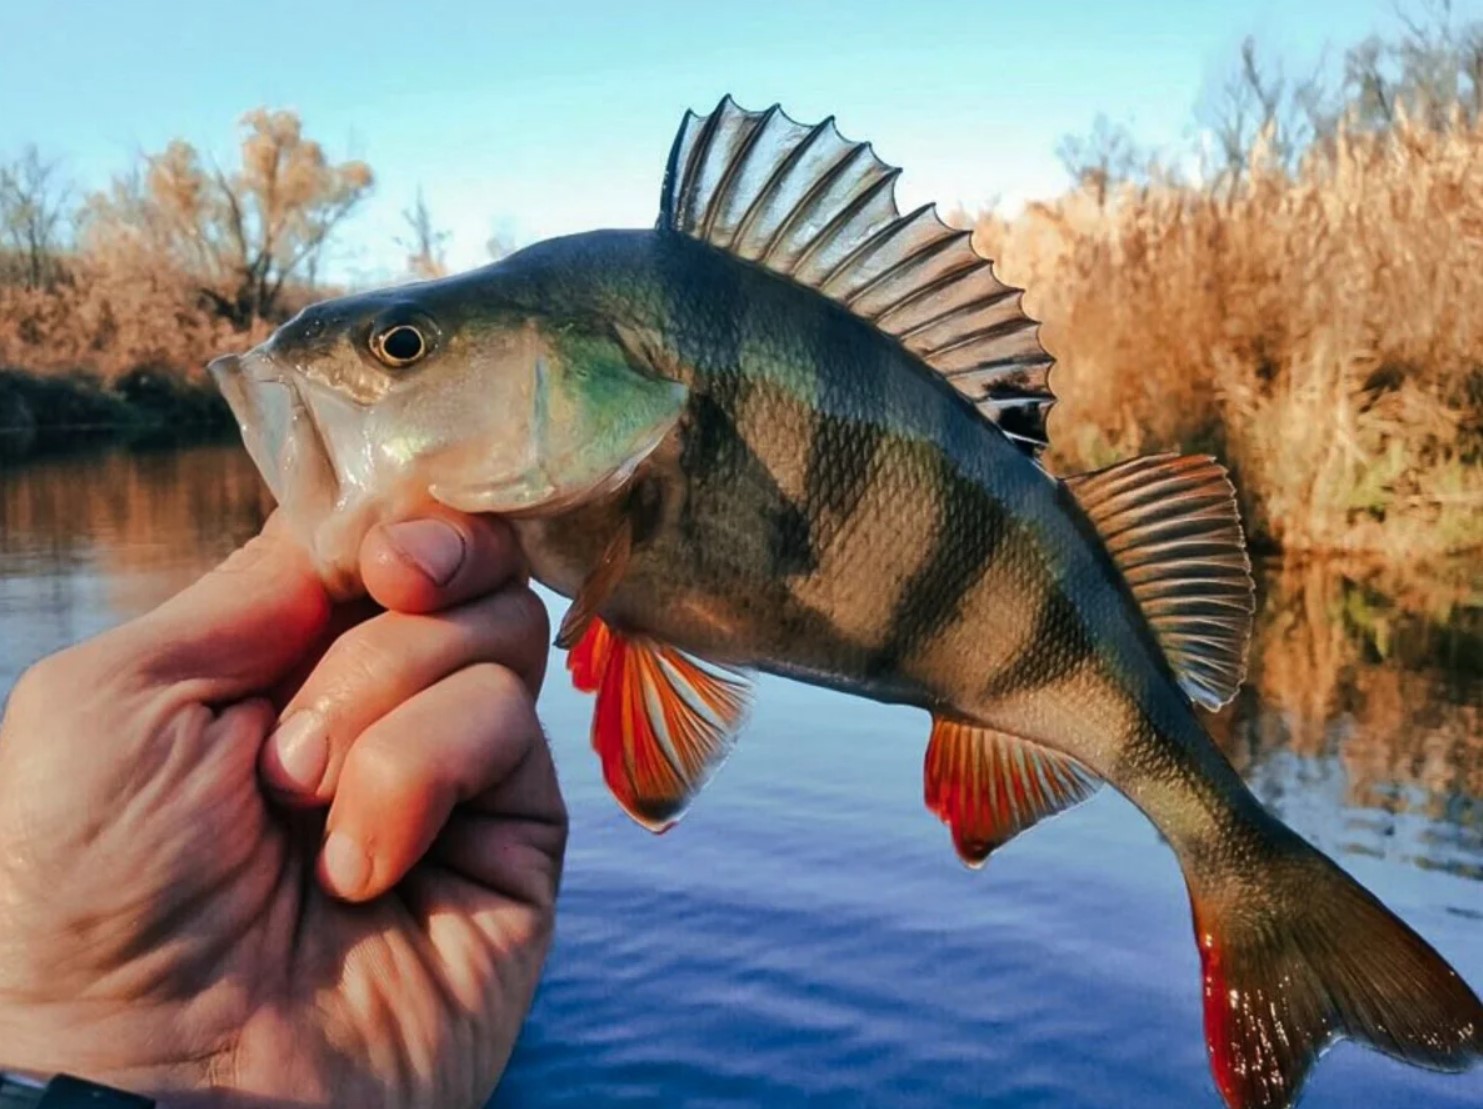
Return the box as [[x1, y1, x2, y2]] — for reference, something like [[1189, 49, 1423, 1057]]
[[0, 259, 245, 384], [84, 108, 371, 328], [0, 108, 367, 391], [977, 114, 1483, 557], [1217, 556, 1483, 872]]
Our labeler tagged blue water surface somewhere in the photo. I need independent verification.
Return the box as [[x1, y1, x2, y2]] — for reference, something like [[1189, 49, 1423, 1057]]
[[2, 443, 1480, 1109]]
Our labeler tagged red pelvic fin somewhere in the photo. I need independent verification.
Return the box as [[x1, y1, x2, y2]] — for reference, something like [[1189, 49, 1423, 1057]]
[[567, 617, 750, 831], [923, 716, 1100, 867], [565, 618, 614, 694]]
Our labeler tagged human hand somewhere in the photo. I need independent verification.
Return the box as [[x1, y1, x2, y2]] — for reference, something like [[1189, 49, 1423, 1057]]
[[0, 512, 566, 1108]]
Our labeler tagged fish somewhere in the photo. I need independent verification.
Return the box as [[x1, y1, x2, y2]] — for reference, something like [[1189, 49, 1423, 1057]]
[[210, 97, 1483, 1108]]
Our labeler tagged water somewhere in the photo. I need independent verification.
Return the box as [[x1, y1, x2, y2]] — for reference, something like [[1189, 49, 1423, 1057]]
[[2, 441, 1480, 1109]]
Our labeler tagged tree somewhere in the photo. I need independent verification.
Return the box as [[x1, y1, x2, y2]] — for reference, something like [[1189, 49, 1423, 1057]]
[[0, 146, 71, 290], [1196, 37, 1331, 193], [1056, 114, 1146, 205], [86, 109, 373, 328], [1342, 0, 1483, 131], [1190, 2, 1483, 198], [399, 189, 449, 279]]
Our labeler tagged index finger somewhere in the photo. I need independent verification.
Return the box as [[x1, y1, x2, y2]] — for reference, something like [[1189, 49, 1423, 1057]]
[[118, 511, 331, 699], [318, 662, 554, 901], [360, 512, 526, 615]]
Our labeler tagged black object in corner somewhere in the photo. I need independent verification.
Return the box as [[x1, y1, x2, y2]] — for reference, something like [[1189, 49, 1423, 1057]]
[[0, 1074, 154, 1108]]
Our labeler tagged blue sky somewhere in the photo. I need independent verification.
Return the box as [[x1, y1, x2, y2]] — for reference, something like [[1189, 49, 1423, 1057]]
[[2, 0, 1475, 281]]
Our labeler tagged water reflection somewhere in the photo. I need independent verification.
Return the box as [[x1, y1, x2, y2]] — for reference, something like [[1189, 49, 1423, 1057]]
[[0, 440, 271, 685], [1215, 558, 1483, 880], [1, 441, 1479, 881]]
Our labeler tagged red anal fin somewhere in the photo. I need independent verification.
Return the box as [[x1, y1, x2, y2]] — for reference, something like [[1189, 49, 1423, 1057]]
[[567, 617, 750, 831], [924, 717, 1101, 868]]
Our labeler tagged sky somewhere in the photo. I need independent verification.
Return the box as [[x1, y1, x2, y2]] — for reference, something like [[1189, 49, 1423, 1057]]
[[1, 0, 1476, 282]]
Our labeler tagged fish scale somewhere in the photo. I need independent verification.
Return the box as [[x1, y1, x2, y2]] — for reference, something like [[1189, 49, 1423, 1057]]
[[211, 96, 1483, 1109]]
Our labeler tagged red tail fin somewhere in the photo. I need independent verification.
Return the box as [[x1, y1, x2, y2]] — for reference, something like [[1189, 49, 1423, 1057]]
[[1188, 832, 1482, 1108]]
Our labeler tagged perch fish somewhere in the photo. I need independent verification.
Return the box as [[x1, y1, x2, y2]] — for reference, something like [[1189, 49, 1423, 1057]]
[[211, 97, 1483, 1109]]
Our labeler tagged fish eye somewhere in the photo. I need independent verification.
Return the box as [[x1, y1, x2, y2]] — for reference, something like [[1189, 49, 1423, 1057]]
[[370, 323, 428, 368]]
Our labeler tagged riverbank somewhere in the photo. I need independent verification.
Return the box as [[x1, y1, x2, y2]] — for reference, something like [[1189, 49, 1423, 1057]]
[[975, 115, 1483, 564], [0, 367, 232, 459]]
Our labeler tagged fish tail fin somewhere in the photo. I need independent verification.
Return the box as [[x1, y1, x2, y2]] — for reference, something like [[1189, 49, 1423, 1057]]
[[1185, 818, 1482, 1108]]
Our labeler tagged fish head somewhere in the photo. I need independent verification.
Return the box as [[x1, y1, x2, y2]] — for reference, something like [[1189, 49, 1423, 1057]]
[[211, 271, 688, 595]]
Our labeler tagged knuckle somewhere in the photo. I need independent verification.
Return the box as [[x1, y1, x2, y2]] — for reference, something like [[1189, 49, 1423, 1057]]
[[320, 624, 397, 689], [464, 661, 528, 708], [5, 657, 55, 715], [6, 630, 157, 728], [503, 586, 550, 643], [6, 639, 108, 713]]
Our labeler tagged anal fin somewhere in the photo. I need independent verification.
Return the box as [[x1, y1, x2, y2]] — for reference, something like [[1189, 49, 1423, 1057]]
[[566, 618, 750, 831], [924, 716, 1101, 868]]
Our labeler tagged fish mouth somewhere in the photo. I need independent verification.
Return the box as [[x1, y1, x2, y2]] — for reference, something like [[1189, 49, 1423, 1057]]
[[210, 351, 332, 507], [210, 349, 372, 594]]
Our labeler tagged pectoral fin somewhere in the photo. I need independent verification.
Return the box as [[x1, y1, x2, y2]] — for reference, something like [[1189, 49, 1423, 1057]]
[[924, 716, 1101, 867], [566, 618, 751, 831], [555, 517, 633, 649]]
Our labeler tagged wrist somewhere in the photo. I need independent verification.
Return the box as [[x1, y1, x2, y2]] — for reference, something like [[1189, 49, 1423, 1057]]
[[0, 998, 219, 1104]]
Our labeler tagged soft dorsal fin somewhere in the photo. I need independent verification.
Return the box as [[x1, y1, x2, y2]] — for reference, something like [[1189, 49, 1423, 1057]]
[[659, 95, 1055, 456], [924, 717, 1101, 868], [1065, 454, 1255, 710]]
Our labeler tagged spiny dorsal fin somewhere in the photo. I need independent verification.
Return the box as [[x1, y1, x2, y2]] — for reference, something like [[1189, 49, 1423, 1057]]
[[659, 95, 1055, 457], [924, 717, 1101, 868], [1065, 454, 1255, 710]]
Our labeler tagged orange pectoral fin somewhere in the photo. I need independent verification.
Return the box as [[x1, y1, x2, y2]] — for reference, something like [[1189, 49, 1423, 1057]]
[[568, 617, 750, 831], [555, 517, 633, 651], [924, 717, 1102, 868]]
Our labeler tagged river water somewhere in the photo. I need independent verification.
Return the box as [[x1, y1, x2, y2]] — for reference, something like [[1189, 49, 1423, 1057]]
[[2, 441, 1480, 1108]]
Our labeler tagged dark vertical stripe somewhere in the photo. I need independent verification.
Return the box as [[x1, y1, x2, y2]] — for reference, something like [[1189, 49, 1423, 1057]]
[[804, 410, 880, 522], [979, 586, 1096, 700], [867, 445, 1007, 678], [802, 300, 886, 528], [767, 501, 816, 576], [662, 235, 816, 578], [665, 234, 747, 551]]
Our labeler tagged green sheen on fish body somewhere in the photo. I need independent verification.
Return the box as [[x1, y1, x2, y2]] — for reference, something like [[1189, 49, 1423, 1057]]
[[210, 97, 1483, 1109]]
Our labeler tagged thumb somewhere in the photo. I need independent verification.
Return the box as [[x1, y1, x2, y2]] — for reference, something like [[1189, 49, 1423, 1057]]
[[122, 513, 332, 701]]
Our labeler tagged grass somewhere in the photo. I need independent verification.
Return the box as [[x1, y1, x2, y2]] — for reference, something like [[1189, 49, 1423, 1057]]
[[975, 116, 1483, 561]]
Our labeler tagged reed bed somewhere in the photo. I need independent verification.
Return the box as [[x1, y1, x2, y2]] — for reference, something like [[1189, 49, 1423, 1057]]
[[976, 113, 1483, 559]]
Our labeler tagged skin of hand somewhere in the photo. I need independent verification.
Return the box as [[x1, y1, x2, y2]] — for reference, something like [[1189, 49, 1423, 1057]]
[[0, 512, 567, 1109]]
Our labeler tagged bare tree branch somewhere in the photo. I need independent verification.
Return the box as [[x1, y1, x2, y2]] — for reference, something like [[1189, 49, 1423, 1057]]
[[1055, 115, 1147, 206], [84, 109, 373, 329], [398, 189, 449, 279], [0, 146, 73, 290]]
